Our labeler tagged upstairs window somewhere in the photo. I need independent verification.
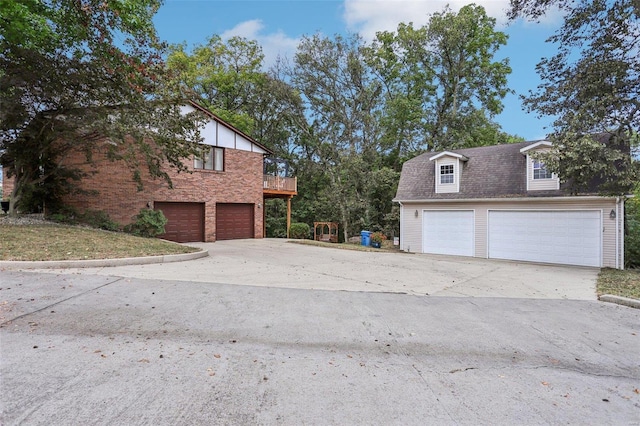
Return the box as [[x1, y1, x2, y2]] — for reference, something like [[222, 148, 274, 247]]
[[533, 160, 551, 179], [195, 146, 224, 171], [440, 164, 454, 184]]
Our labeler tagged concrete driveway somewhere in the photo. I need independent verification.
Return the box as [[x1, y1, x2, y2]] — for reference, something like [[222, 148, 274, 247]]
[[1, 267, 639, 425], [3, 240, 639, 425], [35, 239, 599, 300]]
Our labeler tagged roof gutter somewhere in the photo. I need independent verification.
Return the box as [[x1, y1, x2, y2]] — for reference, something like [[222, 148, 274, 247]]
[[392, 195, 625, 203]]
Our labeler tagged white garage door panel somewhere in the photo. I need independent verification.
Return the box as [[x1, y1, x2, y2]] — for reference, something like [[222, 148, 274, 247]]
[[488, 211, 601, 267], [423, 210, 474, 256]]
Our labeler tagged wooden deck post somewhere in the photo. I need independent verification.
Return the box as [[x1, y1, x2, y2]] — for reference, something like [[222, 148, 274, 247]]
[[286, 196, 292, 238]]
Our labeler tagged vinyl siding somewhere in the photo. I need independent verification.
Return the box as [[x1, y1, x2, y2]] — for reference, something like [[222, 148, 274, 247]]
[[434, 158, 459, 194], [526, 153, 559, 191], [399, 197, 623, 268]]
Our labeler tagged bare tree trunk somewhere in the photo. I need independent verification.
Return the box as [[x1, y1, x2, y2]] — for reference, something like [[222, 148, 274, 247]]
[[339, 202, 350, 243]]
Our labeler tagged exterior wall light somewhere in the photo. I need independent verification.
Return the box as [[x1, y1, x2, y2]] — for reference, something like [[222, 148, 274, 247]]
[[415, 210, 419, 218], [610, 209, 616, 219]]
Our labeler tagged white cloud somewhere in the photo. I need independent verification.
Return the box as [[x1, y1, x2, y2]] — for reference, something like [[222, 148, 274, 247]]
[[343, 0, 560, 40], [220, 19, 299, 69]]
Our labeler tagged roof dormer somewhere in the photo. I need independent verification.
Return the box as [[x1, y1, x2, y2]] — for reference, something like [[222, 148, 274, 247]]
[[430, 151, 468, 194], [520, 141, 559, 191]]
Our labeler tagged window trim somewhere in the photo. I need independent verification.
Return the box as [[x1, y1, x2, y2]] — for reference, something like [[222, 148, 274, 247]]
[[440, 164, 455, 184], [194, 146, 224, 171], [532, 159, 552, 180]]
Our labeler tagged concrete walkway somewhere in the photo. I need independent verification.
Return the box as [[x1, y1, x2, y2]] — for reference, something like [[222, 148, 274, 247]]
[[19, 239, 599, 300]]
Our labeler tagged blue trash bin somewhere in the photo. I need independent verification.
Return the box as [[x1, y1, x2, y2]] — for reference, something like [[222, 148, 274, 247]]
[[361, 230, 371, 246]]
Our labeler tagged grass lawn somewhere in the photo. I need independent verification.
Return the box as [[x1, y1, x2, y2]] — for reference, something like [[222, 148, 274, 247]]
[[0, 224, 199, 261], [597, 268, 640, 300]]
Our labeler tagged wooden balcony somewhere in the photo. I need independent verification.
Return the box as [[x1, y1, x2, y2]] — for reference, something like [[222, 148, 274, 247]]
[[263, 175, 297, 197]]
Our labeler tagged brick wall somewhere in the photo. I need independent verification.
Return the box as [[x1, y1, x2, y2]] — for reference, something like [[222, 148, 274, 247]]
[[57, 140, 264, 242]]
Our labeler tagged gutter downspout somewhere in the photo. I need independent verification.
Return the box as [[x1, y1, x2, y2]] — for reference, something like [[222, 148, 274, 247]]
[[398, 201, 404, 252], [621, 197, 625, 269], [615, 197, 620, 269]]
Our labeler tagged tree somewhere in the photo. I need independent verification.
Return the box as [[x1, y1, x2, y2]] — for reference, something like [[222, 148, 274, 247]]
[[167, 37, 306, 157], [0, 0, 204, 216], [625, 182, 640, 268], [292, 33, 384, 241], [365, 4, 513, 169], [166, 35, 265, 134], [508, 0, 640, 194]]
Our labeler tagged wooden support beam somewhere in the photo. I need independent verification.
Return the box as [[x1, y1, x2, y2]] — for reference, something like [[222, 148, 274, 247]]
[[286, 197, 292, 238]]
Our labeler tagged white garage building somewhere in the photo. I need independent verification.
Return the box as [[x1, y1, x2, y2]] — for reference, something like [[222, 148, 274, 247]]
[[394, 141, 626, 269]]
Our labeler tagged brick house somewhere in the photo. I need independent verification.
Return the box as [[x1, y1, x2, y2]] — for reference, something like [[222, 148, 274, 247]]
[[2, 101, 297, 243]]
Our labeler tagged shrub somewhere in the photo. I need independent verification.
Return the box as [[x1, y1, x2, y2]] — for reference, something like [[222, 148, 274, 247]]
[[48, 205, 80, 225], [48, 207, 119, 231], [289, 222, 310, 239], [80, 210, 120, 231], [266, 215, 287, 238], [626, 187, 640, 268], [371, 231, 387, 244], [124, 209, 168, 238]]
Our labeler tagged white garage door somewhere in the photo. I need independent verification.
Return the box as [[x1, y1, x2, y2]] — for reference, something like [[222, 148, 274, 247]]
[[423, 210, 474, 256], [488, 210, 601, 267]]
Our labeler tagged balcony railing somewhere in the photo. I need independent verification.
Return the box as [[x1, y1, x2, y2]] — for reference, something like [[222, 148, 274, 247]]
[[263, 175, 297, 193]]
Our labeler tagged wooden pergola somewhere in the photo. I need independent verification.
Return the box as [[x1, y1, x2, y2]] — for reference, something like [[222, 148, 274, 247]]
[[314, 222, 339, 243]]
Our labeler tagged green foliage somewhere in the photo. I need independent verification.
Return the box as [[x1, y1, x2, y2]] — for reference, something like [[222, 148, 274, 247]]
[[166, 35, 306, 160], [265, 199, 288, 238], [370, 232, 386, 244], [289, 222, 311, 239], [48, 207, 120, 231], [289, 16, 517, 240], [48, 206, 80, 225], [292, 33, 384, 241], [535, 133, 639, 195], [365, 4, 513, 163], [509, 0, 640, 195], [626, 186, 640, 268], [79, 210, 120, 232], [0, 0, 205, 216], [124, 209, 168, 238]]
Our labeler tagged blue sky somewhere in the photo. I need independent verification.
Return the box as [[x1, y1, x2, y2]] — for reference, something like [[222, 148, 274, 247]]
[[154, 0, 563, 141]]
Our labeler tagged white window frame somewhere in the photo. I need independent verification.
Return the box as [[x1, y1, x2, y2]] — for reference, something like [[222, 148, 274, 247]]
[[194, 146, 224, 171], [440, 164, 454, 184], [532, 159, 552, 180]]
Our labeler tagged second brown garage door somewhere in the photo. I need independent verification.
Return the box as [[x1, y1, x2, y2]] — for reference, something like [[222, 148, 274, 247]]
[[155, 202, 204, 243], [216, 203, 254, 240]]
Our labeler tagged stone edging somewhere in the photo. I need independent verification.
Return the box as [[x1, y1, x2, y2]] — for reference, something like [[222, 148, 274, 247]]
[[0, 249, 208, 269], [598, 294, 640, 309]]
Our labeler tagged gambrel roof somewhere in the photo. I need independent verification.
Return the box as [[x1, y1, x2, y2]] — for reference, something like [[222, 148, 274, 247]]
[[394, 141, 572, 201]]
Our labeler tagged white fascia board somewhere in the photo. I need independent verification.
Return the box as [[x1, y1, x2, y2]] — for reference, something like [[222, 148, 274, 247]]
[[520, 141, 552, 154], [429, 151, 469, 161]]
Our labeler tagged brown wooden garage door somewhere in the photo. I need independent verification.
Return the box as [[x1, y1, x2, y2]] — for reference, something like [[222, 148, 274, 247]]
[[155, 202, 204, 243], [216, 203, 254, 240]]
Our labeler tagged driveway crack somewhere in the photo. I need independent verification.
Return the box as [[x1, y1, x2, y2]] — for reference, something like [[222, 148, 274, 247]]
[[1, 276, 124, 326]]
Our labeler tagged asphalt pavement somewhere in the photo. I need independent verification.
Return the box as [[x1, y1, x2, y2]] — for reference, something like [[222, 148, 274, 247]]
[[1, 240, 639, 425]]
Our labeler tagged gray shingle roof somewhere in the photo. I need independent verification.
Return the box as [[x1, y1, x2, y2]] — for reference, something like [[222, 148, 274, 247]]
[[394, 141, 570, 201]]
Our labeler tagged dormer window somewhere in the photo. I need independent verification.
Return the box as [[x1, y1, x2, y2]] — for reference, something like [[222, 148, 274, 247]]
[[440, 164, 454, 184], [533, 160, 552, 180], [520, 141, 559, 191], [430, 151, 468, 194]]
